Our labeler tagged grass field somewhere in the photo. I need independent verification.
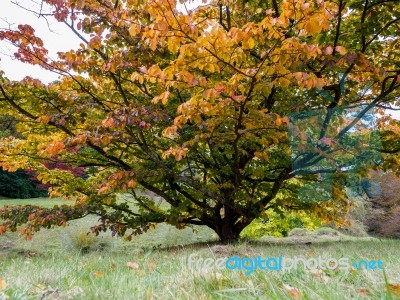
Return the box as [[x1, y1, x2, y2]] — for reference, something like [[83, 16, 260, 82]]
[[0, 197, 399, 300]]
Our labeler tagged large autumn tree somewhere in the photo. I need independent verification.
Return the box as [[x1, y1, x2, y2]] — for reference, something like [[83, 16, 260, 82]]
[[0, 0, 399, 242]]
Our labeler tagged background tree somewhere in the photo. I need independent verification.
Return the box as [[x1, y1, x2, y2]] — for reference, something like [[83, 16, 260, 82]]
[[0, 114, 48, 198], [0, 168, 48, 199], [0, 0, 399, 242]]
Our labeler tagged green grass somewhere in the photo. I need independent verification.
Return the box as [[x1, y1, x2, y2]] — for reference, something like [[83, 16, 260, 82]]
[[0, 197, 68, 208], [0, 198, 400, 299]]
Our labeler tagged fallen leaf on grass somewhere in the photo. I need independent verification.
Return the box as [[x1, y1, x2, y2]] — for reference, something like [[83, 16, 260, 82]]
[[0, 278, 8, 291], [283, 284, 301, 299], [307, 250, 316, 256], [109, 263, 117, 270], [93, 271, 103, 278], [387, 283, 400, 296], [358, 288, 370, 298], [127, 261, 140, 269]]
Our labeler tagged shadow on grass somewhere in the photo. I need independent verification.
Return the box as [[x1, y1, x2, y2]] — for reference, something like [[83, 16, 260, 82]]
[[144, 232, 379, 253]]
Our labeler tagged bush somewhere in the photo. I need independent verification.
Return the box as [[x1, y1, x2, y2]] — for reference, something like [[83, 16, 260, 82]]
[[241, 210, 321, 239], [0, 168, 47, 199]]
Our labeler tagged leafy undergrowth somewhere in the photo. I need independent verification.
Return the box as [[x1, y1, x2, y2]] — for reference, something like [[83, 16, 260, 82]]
[[0, 200, 399, 299]]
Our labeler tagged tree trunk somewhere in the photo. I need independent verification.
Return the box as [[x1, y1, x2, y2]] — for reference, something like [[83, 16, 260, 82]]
[[209, 205, 255, 243], [215, 219, 241, 243]]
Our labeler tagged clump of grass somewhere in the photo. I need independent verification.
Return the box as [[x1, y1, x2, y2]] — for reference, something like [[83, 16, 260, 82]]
[[60, 229, 114, 254], [314, 227, 340, 236], [288, 228, 310, 237]]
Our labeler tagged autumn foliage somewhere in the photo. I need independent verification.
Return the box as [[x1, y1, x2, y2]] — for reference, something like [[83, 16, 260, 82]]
[[0, 0, 399, 242], [364, 170, 400, 238]]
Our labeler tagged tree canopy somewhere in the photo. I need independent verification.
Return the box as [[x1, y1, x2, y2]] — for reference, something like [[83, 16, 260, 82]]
[[0, 0, 399, 241]]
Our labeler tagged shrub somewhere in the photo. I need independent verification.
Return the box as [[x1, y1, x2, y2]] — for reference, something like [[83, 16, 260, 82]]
[[241, 210, 321, 239]]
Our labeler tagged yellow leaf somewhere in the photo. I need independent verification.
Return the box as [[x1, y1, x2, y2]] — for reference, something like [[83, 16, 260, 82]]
[[246, 38, 255, 49], [138, 75, 144, 84], [150, 38, 157, 51], [271, 54, 280, 63], [168, 38, 179, 53], [387, 284, 400, 296], [129, 24, 141, 36]]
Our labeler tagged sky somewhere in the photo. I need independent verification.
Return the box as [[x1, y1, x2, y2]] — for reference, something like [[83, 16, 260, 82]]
[[0, 0, 82, 83], [0, 0, 399, 120]]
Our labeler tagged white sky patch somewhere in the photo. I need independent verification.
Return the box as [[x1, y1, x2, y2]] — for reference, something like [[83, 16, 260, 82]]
[[0, 0, 81, 83]]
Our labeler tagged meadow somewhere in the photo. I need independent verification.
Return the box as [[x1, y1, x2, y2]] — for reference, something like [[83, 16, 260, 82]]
[[0, 197, 399, 300]]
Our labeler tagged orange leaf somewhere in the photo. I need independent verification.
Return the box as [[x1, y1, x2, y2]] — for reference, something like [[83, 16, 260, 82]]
[[36, 115, 50, 123], [0, 226, 7, 235], [283, 284, 301, 300], [335, 46, 347, 55], [127, 180, 137, 188], [129, 24, 141, 36], [0, 278, 8, 291], [358, 288, 370, 298], [308, 250, 316, 256], [93, 271, 103, 278]]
